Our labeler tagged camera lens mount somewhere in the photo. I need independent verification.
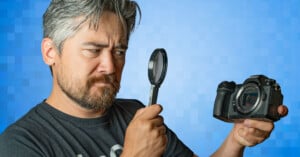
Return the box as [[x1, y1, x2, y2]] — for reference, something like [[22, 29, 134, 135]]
[[236, 83, 261, 114]]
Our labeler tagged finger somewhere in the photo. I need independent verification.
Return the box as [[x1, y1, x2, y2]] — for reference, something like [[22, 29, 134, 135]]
[[236, 128, 253, 146], [132, 107, 146, 119], [150, 115, 164, 127], [157, 125, 167, 136], [245, 127, 270, 138], [162, 134, 168, 146], [244, 119, 274, 132], [152, 125, 167, 138], [159, 127, 168, 146], [156, 134, 168, 153], [140, 104, 163, 120], [278, 105, 288, 117], [237, 127, 268, 147]]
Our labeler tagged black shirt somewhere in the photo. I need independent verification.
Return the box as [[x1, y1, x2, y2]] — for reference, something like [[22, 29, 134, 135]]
[[0, 99, 193, 157]]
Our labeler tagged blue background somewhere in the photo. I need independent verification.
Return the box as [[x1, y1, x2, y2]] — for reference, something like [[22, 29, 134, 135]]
[[1, 0, 299, 156]]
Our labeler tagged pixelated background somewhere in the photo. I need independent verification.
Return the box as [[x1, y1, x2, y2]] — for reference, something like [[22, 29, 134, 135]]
[[0, 0, 299, 156]]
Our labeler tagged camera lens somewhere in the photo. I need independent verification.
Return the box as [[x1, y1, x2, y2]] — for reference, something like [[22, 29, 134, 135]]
[[236, 83, 260, 114]]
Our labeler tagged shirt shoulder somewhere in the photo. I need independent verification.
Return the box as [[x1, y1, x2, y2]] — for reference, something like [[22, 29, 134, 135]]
[[0, 103, 47, 156]]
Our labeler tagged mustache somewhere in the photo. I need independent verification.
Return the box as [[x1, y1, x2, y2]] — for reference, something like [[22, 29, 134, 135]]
[[87, 74, 120, 91]]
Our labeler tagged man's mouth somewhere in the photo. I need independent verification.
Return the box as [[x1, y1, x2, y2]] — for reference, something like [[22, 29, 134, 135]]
[[93, 81, 113, 87], [87, 75, 119, 93]]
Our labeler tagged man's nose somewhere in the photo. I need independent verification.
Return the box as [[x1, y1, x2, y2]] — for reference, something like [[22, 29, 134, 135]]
[[97, 50, 115, 74]]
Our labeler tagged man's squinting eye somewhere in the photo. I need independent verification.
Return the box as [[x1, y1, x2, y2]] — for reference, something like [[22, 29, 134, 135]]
[[81, 48, 126, 58], [82, 49, 100, 58], [114, 49, 126, 57]]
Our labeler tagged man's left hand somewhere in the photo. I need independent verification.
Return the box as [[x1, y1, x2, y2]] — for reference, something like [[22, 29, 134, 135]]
[[232, 105, 288, 147]]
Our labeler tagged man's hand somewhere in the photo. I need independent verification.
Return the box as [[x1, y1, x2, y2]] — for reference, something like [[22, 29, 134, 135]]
[[232, 105, 288, 147], [211, 105, 288, 157], [121, 104, 167, 157], [232, 119, 274, 147]]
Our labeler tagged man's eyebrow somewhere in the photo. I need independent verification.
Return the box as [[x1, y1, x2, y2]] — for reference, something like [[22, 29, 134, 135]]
[[115, 44, 128, 50], [82, 42, 128, 49], [82, 42, 108, 48]]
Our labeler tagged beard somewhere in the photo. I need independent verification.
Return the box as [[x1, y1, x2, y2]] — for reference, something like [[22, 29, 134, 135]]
[[57, 72, 120, 112]]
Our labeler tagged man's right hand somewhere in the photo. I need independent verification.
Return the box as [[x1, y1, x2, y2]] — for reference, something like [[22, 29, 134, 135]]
[[121, 104, 167, 157]]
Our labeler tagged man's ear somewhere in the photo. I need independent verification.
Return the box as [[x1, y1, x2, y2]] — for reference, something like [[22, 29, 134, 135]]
[[41, 38, 57, 66]]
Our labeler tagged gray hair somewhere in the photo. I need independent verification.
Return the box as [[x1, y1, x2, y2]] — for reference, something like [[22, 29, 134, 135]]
[[43, 0, 141, 52]]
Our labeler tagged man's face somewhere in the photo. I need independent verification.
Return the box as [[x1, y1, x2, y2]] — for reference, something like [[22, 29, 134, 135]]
[[53, 12, 127, 111]]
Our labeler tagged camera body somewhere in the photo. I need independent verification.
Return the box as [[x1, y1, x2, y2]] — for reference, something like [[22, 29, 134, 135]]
[[213, 75, 283, 122]]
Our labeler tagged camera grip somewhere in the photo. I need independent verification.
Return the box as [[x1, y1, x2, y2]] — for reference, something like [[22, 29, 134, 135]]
[[213, 81, 236, 122], [213, 92, 226, 117]]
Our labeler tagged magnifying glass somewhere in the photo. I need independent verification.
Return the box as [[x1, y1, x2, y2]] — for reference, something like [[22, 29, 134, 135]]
[[148, 48, 168, 106]]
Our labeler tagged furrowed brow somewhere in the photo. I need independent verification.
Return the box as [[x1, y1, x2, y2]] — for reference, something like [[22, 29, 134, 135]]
[[82, 42, 109, 48], [115, 44, 128, 50], [82, 42, 128, 50]]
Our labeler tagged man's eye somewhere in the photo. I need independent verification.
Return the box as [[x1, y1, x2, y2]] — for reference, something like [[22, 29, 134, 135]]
[[82, 49, 100, 58], [115, 50, 126, 57]]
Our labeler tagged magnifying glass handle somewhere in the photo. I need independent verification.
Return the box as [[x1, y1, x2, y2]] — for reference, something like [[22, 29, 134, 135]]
[[148, 85, 159, 106]]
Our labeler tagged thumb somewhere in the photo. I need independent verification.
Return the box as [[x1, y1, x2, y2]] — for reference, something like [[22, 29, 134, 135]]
[[278, 105, 288, 117], [133, 107, 146, 119]]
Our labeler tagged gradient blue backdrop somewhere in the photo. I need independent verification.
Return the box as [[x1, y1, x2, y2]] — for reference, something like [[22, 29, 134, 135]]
[[1, 0, 299, 156]]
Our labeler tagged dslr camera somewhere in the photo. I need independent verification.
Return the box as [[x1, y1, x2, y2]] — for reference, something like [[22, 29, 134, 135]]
[[213, 75, 283, 122]]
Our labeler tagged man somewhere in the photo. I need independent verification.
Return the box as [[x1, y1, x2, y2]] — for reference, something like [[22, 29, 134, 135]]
[[0, 0, 288, 156]]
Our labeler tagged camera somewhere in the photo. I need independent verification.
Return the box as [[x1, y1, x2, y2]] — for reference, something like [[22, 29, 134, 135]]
[[213, 75, 283, 122]]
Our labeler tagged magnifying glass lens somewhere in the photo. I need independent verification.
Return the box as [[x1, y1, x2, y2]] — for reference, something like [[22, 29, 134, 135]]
[[148, 48, 168, 105], [152, 53, 164, 82]]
